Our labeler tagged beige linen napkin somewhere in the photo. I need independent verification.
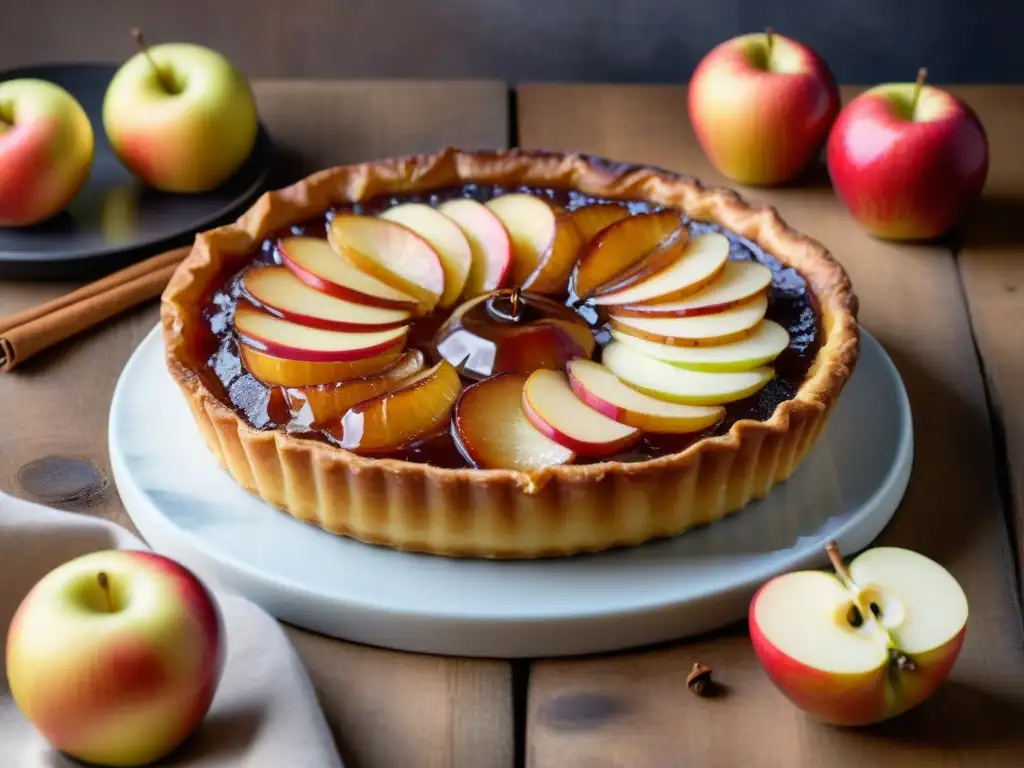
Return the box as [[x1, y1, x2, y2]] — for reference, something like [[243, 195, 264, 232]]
[[0, 491, 344, 768]]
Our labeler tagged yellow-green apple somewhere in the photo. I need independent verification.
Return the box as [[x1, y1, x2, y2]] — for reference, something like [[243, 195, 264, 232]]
[[609, 293, 768, 347], [688, 29, 840, 185], [609, 320, 790, 372], [749, 541, 968, 726], [103, 33, 258, 193], [0, 78, 93, 226], [826, 69, 989, 240], [5, 550, 224, 766], [611, 260, 771, 317]]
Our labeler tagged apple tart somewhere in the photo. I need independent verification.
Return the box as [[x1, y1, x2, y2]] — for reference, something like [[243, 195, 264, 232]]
[[161, 148, 859, 558]]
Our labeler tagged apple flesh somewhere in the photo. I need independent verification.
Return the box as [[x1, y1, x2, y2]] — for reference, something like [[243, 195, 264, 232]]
[[452, 373, 576, 470], [569, 202, 631, 241], [610, 293, 768, 347], [103, 41, 259, 193], [5, 550, 224, 766], [610, 320, 790, 372], [826, 71, 989, 240], [239, 343, 403, 388], [688, 29, 840, 185], [437, 198, 513, 298], [613, 260, 771, 317], [379, 203, 473, 307], [750, 542, 968, 726], [0, 78, 94, 227], [522, 368, 641, 457], [601, 340, 774, 405], [567, 358, 725, 433]]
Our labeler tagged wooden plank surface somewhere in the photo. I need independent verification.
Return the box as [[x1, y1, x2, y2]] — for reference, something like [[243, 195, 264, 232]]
[[518, 84, 1024, 767], [951, 87, 1024, 595], [0, 80, 513, 768]]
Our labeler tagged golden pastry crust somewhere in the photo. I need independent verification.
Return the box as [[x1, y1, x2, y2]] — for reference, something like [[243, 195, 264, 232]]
[[161, 147, 859, 558]]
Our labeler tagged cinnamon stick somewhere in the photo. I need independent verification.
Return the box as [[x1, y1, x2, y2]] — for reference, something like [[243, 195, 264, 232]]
[[0, 245, 191, 372]]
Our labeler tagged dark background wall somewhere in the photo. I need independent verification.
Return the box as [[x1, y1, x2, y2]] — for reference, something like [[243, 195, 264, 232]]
[[2, 0, 1020, 84]]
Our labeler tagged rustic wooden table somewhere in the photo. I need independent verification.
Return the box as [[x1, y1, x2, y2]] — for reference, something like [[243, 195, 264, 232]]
[[2, 80, 1023, 768]]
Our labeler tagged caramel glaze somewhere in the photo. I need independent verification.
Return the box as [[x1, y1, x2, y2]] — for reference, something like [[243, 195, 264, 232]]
[[201, 184, 820, 468]]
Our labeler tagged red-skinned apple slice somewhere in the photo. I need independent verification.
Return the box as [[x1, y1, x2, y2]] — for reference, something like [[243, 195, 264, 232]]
[[437, 198, 513, 298], [328, 214, 445, 311], [379, 203, 473, 308], [452, 373, 576, 471], [613, 260, 771, 316], [609, 293, 768, 347], [333, 360, 462, 454], [522, 369, 641, 457], [283, 349, 426, 425], [234, 303, 407, 365], [572, 209, 685, 298], [566, 358, 724, 433], [569, 202, 631, 240], [601, 341, 773, 405], [593, 232, 730, 306], [610, 320, 790, 372], [278, 236, 419, 311], [484, 193, 584, 292], [240, 343, 403, 387], [242, 266, 411, 332]]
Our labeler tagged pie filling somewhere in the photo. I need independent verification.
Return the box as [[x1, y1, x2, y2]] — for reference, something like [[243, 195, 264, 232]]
[[197, 184, 820, 469]]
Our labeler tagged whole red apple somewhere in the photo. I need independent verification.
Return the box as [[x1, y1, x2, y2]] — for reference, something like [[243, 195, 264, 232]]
[[688, 29, 840, 185], [826, 69, 989, 240], [5, 550, 224, 766]]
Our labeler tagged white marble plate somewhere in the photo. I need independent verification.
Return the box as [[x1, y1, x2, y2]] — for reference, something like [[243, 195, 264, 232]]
[[109, 325, 912, 658]]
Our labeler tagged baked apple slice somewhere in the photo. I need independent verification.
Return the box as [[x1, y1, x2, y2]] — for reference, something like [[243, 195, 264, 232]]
[[522, 369, 641, 457], [328, 214, 445, 312], [484, 193, 583, 292], [242, 267, 411, 332], [452, 373, 576, 470], [572, 209, 684, 299], [283, 349, 426, 425], [379, 203, 473, 308], [240, 344, 403, 387], [609, 293, 768, 346], [566, 358, 724, 433], [569, 202, 631, 241], [278, 237, 420, 310], [593, 232, 730, 306], [610, 320, 791, 372], [336, 360, 462, 454], [612, 260, 771, 317], [602, 341, 774, 405], [437, 198, 513, 298]]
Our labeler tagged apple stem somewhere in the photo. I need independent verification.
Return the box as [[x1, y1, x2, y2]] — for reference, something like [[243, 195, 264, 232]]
[[765, 26, 774, 60], [825, 540, 854, 588], [97, 571, 115, 613], [911, 67, 928, 119], [132, 28, 176, 94], [510, 285, 521, 320]]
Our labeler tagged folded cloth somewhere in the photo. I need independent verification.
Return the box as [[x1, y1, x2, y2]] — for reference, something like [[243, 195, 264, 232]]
[[0, 491, 344, 768]]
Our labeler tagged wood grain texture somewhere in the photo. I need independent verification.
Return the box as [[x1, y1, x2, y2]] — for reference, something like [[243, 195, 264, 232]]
[[951, 86, 1024, 596], [0, 79, 512, 768], [518, 84, 1024, 767]]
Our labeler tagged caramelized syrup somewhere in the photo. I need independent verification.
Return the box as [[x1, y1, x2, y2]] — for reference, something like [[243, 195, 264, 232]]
[[203, 184, 821, 467]]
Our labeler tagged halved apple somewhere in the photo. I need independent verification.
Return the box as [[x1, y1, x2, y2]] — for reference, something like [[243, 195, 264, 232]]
[[572, 209, 685, 299], [437, 198, 513, 298], [242, 267, 411, 332], [240, 343, 403, 387], [610, 321, 791, 372], [278, 236, 420, 310], [566, 358, 724, 433], [522, 369, 641, 457], [601, 341, 774, 405], [452, 373, 576, 470], [593, 232, 730, 306], [335, 360, 462, 454], [328, 214, 445, 311], [613, 260, 772, 317], [284, 349, 426, 425], [484, 193, 583, 292], [609, 293, 768, 347], [569, 202, 631, 241], [379, 203, 472, 308]]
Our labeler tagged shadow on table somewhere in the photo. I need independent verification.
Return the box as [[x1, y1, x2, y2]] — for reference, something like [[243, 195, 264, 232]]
[[957, 193, 1024, 251]]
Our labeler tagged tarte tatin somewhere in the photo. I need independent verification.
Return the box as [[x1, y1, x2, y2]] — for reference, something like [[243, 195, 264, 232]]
[[161, 148, 859, 558]]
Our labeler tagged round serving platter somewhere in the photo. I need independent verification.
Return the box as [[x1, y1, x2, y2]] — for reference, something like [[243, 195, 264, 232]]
[[0, 63, 272, 280], [109, 324, 912, 658]]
